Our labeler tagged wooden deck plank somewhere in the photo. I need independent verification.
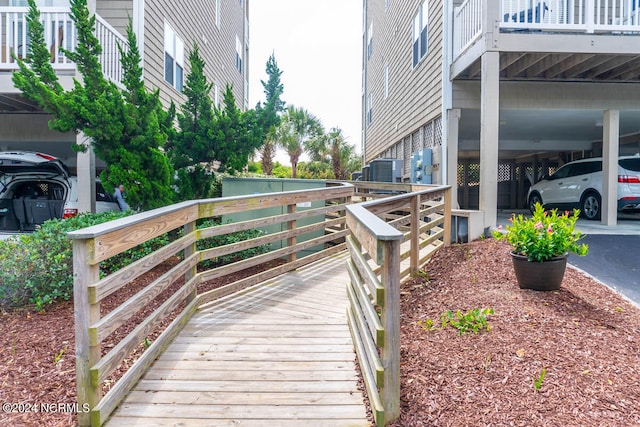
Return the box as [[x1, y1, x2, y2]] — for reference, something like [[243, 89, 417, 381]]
[[131, 379, 363, 393], [141, 369, 360, 382], [170, 336, 353, 345], [147, 360, 358, 371], [122, 390, 368, 405], [155, 351, 358, 362], [110, 403, 367, 419], [104, 253, 369, 426], [106, 418, 368, 427]]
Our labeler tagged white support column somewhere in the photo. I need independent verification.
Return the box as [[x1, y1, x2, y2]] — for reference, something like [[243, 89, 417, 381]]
[[77, 1, 97, 214], [76, 134, 96, 214], [447, 109, 461, 209], [479, 51, 500, 229], [602, 110, 619, 226]]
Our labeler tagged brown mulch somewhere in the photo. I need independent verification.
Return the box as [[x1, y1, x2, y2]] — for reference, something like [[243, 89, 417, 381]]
[[389, 238, 640, 426], [0, 258, 283, 427], [2, 239, 640, 426]]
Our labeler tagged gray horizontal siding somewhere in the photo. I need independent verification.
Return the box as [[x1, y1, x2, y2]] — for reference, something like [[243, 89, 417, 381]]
[[364, 0, 444, 162]]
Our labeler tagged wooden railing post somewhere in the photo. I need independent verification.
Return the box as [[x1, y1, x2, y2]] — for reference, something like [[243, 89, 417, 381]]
[[381, 238, 401, 423], [287, 204, 297, 263], [73, 238, 101, 427], [184, 220, 197, 303], [410, 194, 420, 276], [443, 187, 452, 246]]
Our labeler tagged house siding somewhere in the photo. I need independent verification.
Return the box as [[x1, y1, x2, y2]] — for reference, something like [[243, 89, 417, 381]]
[[96, 0, 133, 34], [144, 0, 247, 110], [363, 0, 443, 168]]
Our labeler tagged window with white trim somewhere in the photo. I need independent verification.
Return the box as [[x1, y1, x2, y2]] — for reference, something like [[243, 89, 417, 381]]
[[383, 64, 389, 99], [214, 83, 220, 108], [164, 22, 184, 91], [235, 35, 242, 73], [385, 0, 389, 12], [215, 0, 221, 28], [366, 93, 373, 126], [367, 22, 373, 59], [412, 1, 428, 68]]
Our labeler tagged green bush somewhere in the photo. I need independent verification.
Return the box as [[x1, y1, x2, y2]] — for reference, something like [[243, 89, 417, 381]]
[[0, 212, 269, 311], [0, 211, 131, 311], [196, 218, 268, 269]]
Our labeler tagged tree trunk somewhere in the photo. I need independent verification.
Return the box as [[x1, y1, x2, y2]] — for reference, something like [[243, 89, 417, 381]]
[[290, 153, 300, 178]]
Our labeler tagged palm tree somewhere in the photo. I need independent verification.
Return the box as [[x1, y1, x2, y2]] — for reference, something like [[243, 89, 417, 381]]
[[260, 130, 277, 175], [276, 106, 323, 178], [308, 127, 359, 180]]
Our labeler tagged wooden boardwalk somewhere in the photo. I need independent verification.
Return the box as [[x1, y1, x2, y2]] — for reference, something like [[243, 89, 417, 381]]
[[105, 253, 370, 426]]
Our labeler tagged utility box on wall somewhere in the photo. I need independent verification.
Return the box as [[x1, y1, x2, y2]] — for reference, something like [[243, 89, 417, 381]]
[[410, 148, 432, 184], [450, 209, 484, 243], [222, 177, 327, 257]]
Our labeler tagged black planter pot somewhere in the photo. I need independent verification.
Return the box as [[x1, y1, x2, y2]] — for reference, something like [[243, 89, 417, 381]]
[[510, 252, 568, 291]]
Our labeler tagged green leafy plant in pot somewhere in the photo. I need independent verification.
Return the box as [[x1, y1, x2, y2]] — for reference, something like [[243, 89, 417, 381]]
[[494, 203, 588, 290]]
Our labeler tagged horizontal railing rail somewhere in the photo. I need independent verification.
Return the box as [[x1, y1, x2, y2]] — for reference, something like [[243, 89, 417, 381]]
[[70, 182, 355, 426], [0, 6, 125, 86], [345, 184, 452, 426], [454, 0, 640, 58]]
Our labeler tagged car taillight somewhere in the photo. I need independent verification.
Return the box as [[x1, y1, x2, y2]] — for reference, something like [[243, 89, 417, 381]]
[[35, 152, 57, 161], [618, 175, 640, 184], [63, 208, 78, 219]]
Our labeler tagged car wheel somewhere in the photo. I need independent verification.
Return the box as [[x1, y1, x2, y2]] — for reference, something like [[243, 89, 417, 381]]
[[528, 192, 542, 214], [581, 192, 601, 220]]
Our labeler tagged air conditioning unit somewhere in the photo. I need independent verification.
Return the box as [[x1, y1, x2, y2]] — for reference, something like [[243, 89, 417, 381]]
[[369, 158, 402, 183], [361, 165, 370, 181], [410, 148, 432, 184], [351, 172, 362, 181]]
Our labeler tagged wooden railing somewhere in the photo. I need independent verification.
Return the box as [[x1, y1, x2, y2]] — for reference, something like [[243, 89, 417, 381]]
[[453, 0, 640, 59], [0, 7, 126, 86], [453, 0, 483, 58], [345, 184, 452, 426], [70, 180, 452, 426], [69, 182, 354, 426]]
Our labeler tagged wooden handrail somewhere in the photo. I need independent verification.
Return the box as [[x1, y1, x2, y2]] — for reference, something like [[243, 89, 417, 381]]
[[71, 180, 451, 426], [70, 182, 355, 426], [345, 184, 451, 426]]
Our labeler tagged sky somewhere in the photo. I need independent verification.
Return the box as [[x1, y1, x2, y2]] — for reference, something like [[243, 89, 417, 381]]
[[248, 0, 362, 165]]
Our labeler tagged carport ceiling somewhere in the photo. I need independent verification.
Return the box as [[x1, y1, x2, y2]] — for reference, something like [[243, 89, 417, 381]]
[[459, 109, 640, 143], [0, 93, 40, 112]]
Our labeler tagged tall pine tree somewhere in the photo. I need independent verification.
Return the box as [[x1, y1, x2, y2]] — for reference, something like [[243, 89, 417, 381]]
[[12, 0, 173, 210]]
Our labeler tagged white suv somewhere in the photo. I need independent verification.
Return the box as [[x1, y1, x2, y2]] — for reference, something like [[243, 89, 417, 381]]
[[527, 155, 640, 220], [0, 151, 120, 234]]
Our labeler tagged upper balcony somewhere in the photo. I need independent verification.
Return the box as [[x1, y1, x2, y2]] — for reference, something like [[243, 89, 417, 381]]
[[452, 0, 640, 81], [0, 5, 126, 96]]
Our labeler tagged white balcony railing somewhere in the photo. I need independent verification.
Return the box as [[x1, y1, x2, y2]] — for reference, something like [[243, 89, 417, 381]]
[[0, 7, 126, 86], [454, 0, 640, 58]]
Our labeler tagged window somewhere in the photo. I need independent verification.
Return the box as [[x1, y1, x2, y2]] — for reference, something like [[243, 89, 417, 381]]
[[164, 22, 184, 91], [214, 83, 220, 108], [383, 64, 389, 99], [412, 1, 428, 67], [215, 0, 220, 28], [235, 35, 243, 73], [385, 0, 389, 11], [366, 93, 373, 126], [367, 22, 373, 59]]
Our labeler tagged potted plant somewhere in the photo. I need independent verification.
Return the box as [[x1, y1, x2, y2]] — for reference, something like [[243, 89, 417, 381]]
[[494, 203, 589, 291]]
